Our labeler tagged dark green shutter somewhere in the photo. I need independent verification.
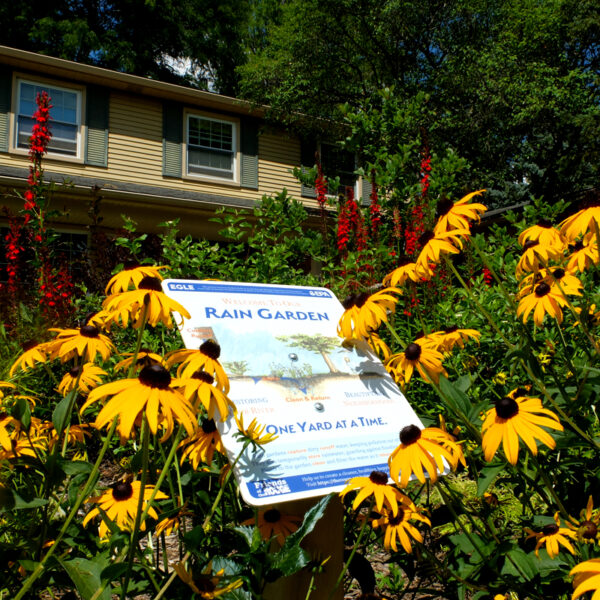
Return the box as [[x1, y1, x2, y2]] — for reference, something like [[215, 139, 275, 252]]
[[85, 86, 109, 166], [300, 140, 317, 198], [240, 117, 258, 189], [361, 177, 372, 206], [163, 103, 183, 177], [0, 68, 12, 153]]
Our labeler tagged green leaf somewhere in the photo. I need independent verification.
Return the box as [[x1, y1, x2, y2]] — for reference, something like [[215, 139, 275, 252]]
[[61, 459, 93, 476], [501, 548, 538, 581], [52, 391, 76, 435], [11, 397, 31, 429], [476, 463, 504, 496], [281, 493, 333, 551], [59, 556, 112, 600], [270, 545, 310, 577], [0, 489, 47, 511]]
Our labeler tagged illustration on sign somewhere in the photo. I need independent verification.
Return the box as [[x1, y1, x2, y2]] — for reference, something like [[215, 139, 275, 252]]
[[164, 280, 426, 506]]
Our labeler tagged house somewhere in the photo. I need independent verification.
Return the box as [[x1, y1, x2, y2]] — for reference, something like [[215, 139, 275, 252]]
[[0, 46, 370, 242]]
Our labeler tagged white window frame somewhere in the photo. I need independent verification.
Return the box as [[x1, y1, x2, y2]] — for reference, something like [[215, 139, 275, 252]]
[[183, 110, 240, 185], [10, 75, 85, 163], [319, 141, 359, 199]]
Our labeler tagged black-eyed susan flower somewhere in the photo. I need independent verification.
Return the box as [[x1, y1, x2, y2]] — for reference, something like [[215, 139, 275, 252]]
[[9, 340, 57, 377], [568, 496, 600, 543], [244, 508, 302, 546], [172, 371, 236, 421], [385, 339, 446, 386], [234, 411, 278, 446], [166, 340, 229, 393], [518, 220, 566, 250], [371, 501, 431, 553], [155, 504, 193, 537], [525, 512, 577, 558], [383, 256, 427, 287], [567, 234, 600, 273], [433, 190, 487, 235], [388, 424, 465, 488], [337, 287, 401, 340], [179, 418, 224, 468], [481, 392, 563, 464], [560, 201, 600, 242], [0, 432, 45, 462], [114, 349, 164, 373], [340, 470, 405, 516], [0, 413, 21, 451], [103, 276, 190, 329], [47, 325, 114, 363], [174, 561, 243, 599], [570, 558, 600, 600], [0, 382, 15, 400], [83, 479, 167, 539], [434, 326, 481, 353], [105, 264, 168, 295], [47, 424, 90, 449], [515, 240, 563, 278], [367, 332, 392, 361], [415, 229, 469, 275], [80, 364, 197, 444], [516, 281, 568, 326], [57, 363, 106, 396]]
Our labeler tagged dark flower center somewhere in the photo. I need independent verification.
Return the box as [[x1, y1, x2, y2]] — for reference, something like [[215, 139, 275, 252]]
[[123, 260, 140, 270], [200, 339, 221, 360], [369, 471, 388, 485], [69, 365, 82, 377], [342, 292, 370, 310], [263, 508, 282, 523], [194, 578, 216, 593], [192, 370, 215, 384], [511, 388, 529, 399], [436, 198, 454, 217], [552, 268, 565, 279], [534, 282, 551, 297], [22, 339, 38, 351], [388, 509, 405, 525], [538, 219, 552, 228], [111, 481, 134, 501], [579, 520, 598, 539], [495, 397, 519, 419], [542, 523, 560, 536], [400, 424, 422, 445], [201, 418, 217, 434], [404, 343, 422, 361], [418, 230, 434, 247], [522, 240, 539, 253], [139, 364, 171, 389], [444, 325, 458, 333], [137, 351, 158, 367], [138, 276, 162, 291], [79, 325, 99, 338], [570, 240, 584, 252]]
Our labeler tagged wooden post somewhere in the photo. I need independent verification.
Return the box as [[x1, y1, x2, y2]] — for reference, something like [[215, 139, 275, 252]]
[[263, 496, 344, 600]]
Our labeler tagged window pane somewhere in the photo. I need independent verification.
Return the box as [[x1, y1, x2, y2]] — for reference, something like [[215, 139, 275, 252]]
[[188, 116, 235, 179], [188, 148, 233, 178]]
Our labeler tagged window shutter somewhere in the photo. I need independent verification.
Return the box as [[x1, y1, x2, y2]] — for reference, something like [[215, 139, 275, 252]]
[[361, 177, 372, 206], [0, 68, 11, 153], [300, 140, 317, 198], [240, 117, 259, 189], [85, 86, 109, 166], [163, 103, 183, 178]]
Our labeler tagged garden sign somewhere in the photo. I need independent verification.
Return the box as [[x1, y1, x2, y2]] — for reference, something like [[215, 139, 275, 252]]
[[164, 280, 426, 506]]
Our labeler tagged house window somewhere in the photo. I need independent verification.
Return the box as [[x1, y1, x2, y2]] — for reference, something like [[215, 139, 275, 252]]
[[320, 142, 357, 196], [15, 79, 82, 157], [186, 114, 237, 181]]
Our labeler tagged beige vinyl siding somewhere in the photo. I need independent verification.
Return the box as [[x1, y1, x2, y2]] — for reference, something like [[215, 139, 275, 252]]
[[0, 90, 313, 206], [258, 130, 303, 200]]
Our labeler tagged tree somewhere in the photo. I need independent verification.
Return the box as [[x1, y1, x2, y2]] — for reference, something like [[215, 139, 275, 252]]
[[276, 334, 342, 373], [238, 0, 600, 207]]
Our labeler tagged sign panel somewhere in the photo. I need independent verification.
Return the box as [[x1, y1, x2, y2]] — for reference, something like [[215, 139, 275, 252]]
[[164, 280, 424, 506]]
